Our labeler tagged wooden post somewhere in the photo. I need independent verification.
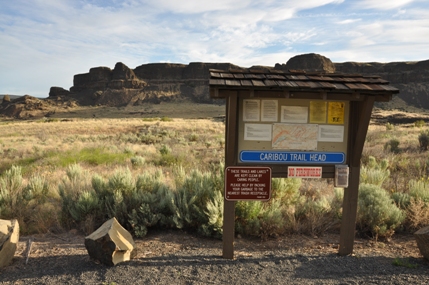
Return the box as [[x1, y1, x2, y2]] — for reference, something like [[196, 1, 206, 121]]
[[338, 96, 375, 255], [223, 92, 238, 259]]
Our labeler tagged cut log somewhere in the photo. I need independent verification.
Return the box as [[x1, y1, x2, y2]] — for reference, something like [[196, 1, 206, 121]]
[[414, 225, 429, 260], [0, 219, 20, 268], [84, 217, 137, 266]]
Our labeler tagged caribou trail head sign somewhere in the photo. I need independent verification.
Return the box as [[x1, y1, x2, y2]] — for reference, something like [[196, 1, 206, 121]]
[[209, 68, 398, 259]]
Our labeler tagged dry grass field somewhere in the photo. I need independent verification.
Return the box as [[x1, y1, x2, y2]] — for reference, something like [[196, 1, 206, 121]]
[[2, 102, 429, 240]]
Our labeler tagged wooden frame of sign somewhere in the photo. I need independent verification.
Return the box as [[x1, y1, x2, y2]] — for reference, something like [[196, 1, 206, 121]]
[[209, 69, 398, 259]]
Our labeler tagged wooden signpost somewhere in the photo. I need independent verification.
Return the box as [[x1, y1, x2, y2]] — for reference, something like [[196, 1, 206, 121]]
[[210, 68, 398, 259]]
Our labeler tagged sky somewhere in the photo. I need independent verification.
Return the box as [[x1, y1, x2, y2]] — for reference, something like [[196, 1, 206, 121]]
[[1, 0, 428, 98]]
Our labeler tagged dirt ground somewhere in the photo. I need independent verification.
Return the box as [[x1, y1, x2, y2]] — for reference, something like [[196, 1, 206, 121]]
[[4, 229, 425, 268]]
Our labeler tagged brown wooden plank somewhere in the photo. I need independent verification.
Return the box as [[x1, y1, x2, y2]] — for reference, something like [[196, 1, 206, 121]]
[[307, 81, 321, 88], [331, 83, 349, 90], [240, 80, 253, 86], [223, 92, 238, 260], [277, 81, 299, 88], [355, 83, 372, 90], [318, 81, 336, 88], [209, 79, 225, 86], [251, 80, 266, 87], [344, 83, 360, 90], [266, 74, 286, 80], [220, 72, 235, 79], [365, 84, 385, 91], [225, 79, 241, 86], [210, 72, 221, 78], [294, 81, 312, 88], [264, 79, 278, 86], [244, 73, 259, 79], [233, 73, 245, 79]]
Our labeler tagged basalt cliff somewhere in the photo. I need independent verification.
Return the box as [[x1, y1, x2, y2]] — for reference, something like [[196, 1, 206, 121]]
[[1, 53, 429, 118]]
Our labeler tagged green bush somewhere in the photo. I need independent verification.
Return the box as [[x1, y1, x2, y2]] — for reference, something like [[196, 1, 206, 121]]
[[160, 116, 173, 122], [418, 130, 429, 151], [409, 179, 429, 202], [130, 156, 145, 167], [165, 168, 224, 237], [385, 122, 394, 131], [0, 166, 53, 233], [357, 183, 405, 239], [415, 120, 425, 128], [0, 165, 25, 218], [291, 187, 343, 236], [360, 156, 390, 187], [235, 177, 303, 239], [384, 139, 400, 153]]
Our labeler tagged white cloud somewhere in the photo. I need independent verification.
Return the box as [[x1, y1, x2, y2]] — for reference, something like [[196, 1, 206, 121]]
[[352, 0, 416, 10], [337, 19, 361, 24], [0, 0, 428, 97]]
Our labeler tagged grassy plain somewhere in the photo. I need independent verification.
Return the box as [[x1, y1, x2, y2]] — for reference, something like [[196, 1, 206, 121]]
[[1, 103, 429, 238]]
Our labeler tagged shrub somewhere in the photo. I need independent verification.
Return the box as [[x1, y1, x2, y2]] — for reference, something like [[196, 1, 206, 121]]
[[384, 139, 400, 153], [418, 130, 429, 151], [385, 122, 394, 131], [0, 166, 55, 233], [165, 167, 224, 237], [409, 179, 429, 202], [236, 177, 306, 239], [415, 120, 425, 128], [360, 156, 390, 187], [291, 187, 342, 236], [160, 116, 173, 122], [159, 144, 171, 156], [356, 183, 405, 239], [189, 133, 199, 142], [130, 156, 145, 167], [405, 198, 429, 231], [0, 165, 25, 219]]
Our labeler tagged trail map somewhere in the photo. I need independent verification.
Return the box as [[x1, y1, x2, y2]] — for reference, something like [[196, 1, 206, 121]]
[[272, 124, 318, 150]]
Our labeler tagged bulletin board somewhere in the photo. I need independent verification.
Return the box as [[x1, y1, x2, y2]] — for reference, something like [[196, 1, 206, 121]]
[[237, 98, 350, 165]]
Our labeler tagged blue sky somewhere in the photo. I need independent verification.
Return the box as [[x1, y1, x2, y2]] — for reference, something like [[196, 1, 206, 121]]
[[1, 0, 428, 97]]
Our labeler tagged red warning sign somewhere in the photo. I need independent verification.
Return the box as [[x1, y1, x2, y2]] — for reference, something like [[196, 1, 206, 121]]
[[225, 166, 271, 201]]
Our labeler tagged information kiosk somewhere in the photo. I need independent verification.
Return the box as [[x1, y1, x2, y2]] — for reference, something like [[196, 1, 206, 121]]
[[209, 69, 399, 259]]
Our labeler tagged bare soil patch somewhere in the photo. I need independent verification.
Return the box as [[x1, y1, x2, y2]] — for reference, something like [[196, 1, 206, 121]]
[[1, 230, 427, 285]]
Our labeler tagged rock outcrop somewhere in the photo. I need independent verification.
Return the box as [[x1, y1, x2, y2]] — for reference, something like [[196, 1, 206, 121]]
[[275, 53, 336, 73], [2, 54, 429, 119], [335, 60, 429, 109], [60, 56, 429, 109]]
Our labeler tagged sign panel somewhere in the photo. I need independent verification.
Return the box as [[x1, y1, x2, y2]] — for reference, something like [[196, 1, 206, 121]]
[[288, 166, 322, 178], [240, 151, 345, 164], [225, 167, 271, 201]]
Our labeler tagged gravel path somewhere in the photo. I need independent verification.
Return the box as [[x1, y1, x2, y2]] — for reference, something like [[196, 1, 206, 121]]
[[1, 231, 428, 284]]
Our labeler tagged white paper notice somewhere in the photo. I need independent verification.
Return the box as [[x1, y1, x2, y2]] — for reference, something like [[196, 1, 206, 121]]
[[281, 106, 308, 123], [243, 100, 260, 122], [244, 124, 272, 141], [318, 125, 344, 142], [261, 100, 278, 122]]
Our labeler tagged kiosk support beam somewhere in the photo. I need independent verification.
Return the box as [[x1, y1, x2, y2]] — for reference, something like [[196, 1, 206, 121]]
[[339, 96, 375, 256], [223, 92, 238, 259]]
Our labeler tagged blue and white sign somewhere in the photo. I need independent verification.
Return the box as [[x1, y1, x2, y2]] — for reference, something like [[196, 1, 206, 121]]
[[240, 151, 345, 164]]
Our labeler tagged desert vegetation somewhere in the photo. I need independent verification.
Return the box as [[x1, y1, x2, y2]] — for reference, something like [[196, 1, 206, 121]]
[[1, 110, 429, 242]]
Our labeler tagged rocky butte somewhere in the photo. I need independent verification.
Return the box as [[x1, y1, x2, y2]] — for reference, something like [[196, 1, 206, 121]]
[[1, 53, 429, 118]]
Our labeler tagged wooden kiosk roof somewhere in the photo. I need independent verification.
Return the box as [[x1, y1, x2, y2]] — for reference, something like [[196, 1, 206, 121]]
[[209, 68, 399, 100]]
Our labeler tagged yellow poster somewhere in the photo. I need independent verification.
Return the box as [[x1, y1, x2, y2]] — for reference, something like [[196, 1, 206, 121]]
[[309, 101, 327, 123], [328, 102, 345, 124]]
